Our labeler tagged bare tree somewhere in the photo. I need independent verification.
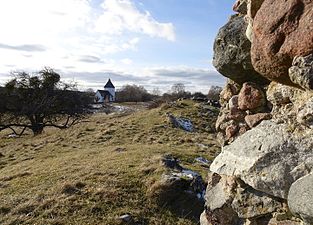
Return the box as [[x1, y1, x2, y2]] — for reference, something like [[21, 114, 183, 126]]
[[171, 83, 185, 94], [207, 86, 223, 101], [152, 87, 161, 96], [0, 68, 92, 136]]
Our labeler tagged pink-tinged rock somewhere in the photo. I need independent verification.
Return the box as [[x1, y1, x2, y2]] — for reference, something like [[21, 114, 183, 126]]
[[251, 0, 313, 87], [220, 80, 241, 105], [225, 124, 239, 140], [238, 82, 266, 110], [229, 104, 247, 119], [238, 123, 250, 135], [245, 113, 272, 128]]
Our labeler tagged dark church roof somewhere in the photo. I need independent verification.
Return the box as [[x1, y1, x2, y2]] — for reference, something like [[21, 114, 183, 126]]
[[104, 79, 115, 88], [97, 90, 112, 97]]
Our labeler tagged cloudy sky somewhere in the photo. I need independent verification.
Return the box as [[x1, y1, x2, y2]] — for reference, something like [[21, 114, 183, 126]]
[[0, 0, 233, 93]]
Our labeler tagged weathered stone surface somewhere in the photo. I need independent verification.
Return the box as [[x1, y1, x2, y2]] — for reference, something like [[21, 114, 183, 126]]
[[213, 15, 269, 85], [245, 113, 271, 128], [289, 54, 313, 91], [200, 211, 210, 225], [229, 95, 239, 111], [232, 184, 284, 219], [233, 0, 264, 18], [220, 80, 241, 106], [204, 173, 240, 225], [288, 173, 313, 225], [225, 124, 239, 140], [247, 0, 264, 19], [205, 206, 240, 225], [245, 20, 253, 42], [238, 82, 266, 110], [205, 173, 237, 210], [297, 97, 313, 128], [233, 0, 248, 14], [251, 0, 313, 86], [268, 218, 301, 225], [267, 82, 295, 106], [210, 120, 313, 199], [234, 0, 265, 41]]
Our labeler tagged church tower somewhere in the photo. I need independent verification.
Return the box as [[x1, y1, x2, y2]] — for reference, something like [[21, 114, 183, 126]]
[[104, 79, 115, 102]]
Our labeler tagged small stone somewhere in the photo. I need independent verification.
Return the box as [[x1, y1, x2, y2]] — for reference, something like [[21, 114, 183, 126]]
[[229, 95, 239, 110], [119, 214, 132, 223], [195, 157, 211, 167], [225, 124, 239, 140], [238, 82, 266, 111], [245, 113, 272, 128], [200, 211, 210, 225], [228, 109, 247, 122], [288, 173, 313, 225], [238, 123, 249, 135], [161, 155, 183, 171]]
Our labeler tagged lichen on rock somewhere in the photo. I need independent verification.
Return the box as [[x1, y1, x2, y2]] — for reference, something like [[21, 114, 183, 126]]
[[202, 0, 313, 224]]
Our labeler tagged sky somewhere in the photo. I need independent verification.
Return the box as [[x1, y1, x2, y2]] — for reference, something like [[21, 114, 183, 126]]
[[0, 0, 234, 93]]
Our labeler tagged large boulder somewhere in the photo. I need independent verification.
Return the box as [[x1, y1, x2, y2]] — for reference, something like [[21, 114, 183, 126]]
[[213, 15, 269, 85], [288, 173, 313, 225], [251, 0, 313, 87], [210, 120, 313, 199]]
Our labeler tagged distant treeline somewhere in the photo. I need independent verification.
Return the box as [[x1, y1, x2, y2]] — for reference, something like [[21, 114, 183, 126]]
[[114, 83, 222, 103]]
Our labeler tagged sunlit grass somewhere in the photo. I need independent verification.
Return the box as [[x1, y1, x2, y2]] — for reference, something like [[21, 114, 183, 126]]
[[0, 100, 220, 225]]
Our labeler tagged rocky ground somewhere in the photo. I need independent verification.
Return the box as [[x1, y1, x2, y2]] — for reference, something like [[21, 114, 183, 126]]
[[0, 100, 220, 225], [201, 1, 313, 225]]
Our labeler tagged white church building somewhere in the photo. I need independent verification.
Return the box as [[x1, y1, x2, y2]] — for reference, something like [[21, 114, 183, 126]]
[[95, 79, 116, 103]]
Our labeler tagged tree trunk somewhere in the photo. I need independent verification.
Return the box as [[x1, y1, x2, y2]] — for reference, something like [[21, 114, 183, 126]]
[[31, 124, 44, 135], [30, 115, 44, 135]]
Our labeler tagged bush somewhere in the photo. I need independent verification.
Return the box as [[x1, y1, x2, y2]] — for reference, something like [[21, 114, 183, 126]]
[[0, 68, 93, 135], [116, 85, 154, 102]]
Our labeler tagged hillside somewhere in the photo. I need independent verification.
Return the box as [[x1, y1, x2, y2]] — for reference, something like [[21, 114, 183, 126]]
[[0, 100, 220, 225]]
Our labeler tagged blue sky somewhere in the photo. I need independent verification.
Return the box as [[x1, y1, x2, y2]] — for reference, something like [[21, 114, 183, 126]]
[[0, 0, 234, 93]]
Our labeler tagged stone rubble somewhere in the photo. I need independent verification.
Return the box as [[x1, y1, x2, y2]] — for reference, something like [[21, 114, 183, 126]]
[[200, 0, 313, 224]]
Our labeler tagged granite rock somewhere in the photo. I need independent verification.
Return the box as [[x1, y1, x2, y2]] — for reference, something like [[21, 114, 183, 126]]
[[251, 0, 313, 86]]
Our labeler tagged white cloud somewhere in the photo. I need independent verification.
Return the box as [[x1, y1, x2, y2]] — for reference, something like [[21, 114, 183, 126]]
[[121, 58, 133, 65], [95, 0, 175, 41], [64, 66, 225, 94], [0, 0, 175, 74]]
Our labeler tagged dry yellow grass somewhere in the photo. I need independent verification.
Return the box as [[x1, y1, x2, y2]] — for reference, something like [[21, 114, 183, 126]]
[[0, 100, 220, 225]]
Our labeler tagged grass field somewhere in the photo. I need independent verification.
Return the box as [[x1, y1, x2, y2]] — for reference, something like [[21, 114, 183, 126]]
[[0, 100, 220, 225]]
